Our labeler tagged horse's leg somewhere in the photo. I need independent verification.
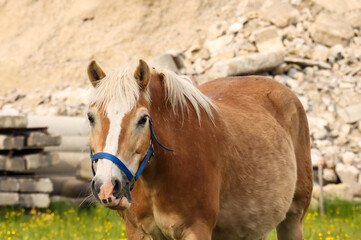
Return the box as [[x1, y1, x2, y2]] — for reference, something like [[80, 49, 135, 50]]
[[276, 201, 305, 240], [276, 98, 312, 240], [182, 223, 212, 240], [124, 220, 149, 240]]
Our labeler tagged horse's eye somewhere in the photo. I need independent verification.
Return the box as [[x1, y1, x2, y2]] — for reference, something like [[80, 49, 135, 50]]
[[88, 113, 95, 125], [137, 115, 148, 126]]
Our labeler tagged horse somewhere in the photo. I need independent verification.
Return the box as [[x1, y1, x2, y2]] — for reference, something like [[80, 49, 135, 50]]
[[87, 59, 313, 240]]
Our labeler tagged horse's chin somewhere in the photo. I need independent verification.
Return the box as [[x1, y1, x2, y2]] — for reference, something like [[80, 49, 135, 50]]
[[109, 197, 131, 211]]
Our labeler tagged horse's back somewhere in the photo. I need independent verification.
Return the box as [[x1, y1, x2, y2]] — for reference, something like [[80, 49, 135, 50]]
[[199, 76, 313, 239]]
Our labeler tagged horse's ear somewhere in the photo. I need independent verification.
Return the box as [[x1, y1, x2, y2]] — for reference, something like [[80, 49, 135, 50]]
[[87, 60, 106, 87], [134, 59, 150, 90]]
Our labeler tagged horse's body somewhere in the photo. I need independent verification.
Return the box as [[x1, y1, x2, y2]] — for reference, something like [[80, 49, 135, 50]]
[[87, 60, 313, 240]]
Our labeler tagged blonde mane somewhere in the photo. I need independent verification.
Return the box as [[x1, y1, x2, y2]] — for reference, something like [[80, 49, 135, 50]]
[[90, 67, 215, 121]]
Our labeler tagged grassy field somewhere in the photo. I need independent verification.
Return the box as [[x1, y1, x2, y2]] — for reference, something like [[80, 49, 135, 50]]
[[0, 200, 360, 240]]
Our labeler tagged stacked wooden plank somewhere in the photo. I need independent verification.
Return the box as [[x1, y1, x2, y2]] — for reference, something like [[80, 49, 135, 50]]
[[27, 115, 93, 199], [0, 115, 61, 208], [27, 115, 90, 177]]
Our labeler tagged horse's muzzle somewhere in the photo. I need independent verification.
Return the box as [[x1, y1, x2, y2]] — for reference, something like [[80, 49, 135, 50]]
[[91, 176, 132, 210]]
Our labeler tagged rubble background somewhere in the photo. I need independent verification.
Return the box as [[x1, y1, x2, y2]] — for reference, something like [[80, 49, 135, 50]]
[[1, 0, 361, 199]]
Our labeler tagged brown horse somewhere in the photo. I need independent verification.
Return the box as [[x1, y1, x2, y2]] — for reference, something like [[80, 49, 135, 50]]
[[87, 59, 313, 240]]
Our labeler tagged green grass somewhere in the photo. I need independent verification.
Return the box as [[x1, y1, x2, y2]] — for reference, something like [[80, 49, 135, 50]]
[[0, 200, 360, 240], [267, 200, 361, 240]]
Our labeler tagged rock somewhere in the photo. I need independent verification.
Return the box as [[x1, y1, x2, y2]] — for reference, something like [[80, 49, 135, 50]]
[[308, 117, 328, 140], [328, 44, 345, 63], [338, 103, 361, 123], [149, 54, 179, 73], [228, 22, 243, 33], [311, 148, 323, 167], [0, 115, 27, 128], [284, 57, 331, 69], [298, 95, 310, 112], [313, 184, 353, 201], [312, 45, 329, 62], [335, 163, 361, 196], [207, 21, 227, 39], [312, 0, 361, 13], [260, 1, 300, 27], [211, 50, 285, 77], [253, 26, 284, 53], [342, 151, 355, 165], [344, 9, 361, 28], [310, 13, 354, 47], [323, 168, 338, 182], [205, 35, 234, 57]]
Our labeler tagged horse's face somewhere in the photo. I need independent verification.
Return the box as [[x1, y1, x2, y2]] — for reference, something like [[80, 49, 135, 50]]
[[87, 60, 151, 210]]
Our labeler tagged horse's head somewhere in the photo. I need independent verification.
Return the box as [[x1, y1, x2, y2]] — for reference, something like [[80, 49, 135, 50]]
[[87, 60, 152, 210]]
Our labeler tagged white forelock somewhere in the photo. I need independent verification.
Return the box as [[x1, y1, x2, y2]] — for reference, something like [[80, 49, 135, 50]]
[[90, 66, 214, 121]]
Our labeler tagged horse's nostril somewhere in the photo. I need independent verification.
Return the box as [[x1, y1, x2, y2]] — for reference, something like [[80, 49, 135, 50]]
[[91, 179, 100, 194], [112, 179, 122, 198], [113, 179, 120, 194]]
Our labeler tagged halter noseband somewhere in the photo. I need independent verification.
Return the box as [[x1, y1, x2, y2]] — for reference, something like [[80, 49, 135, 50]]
[[90, 117, 174, 191]]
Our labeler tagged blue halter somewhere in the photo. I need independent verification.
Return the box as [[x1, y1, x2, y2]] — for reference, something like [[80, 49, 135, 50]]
[[90, 117, 174, 191]]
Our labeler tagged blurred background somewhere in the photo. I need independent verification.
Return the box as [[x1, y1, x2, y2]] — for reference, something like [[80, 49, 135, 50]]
[[0, 0, 360, 239]]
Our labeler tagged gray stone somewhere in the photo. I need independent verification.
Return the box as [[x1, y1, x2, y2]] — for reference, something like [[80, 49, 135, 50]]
[[311, 148, 323, 167], [205, 35, 234, 57], [19, 193, 50, 208], [228, 22, 243, 33], [310, 13, 354, 47], [0, 178, 19, 192], [149, 54, 179, 73], [18, 178, 53, 193], [0, 193, 19, 205], [211, 50, 285, 77], [0, 135, 24, 150], [312, 45, 329, 62], [284, 57, 331, 69], [0, 116, 27, 128], [260, 1, 300, 27], [344, 9, 361, 28], [312, 0, 361, 13], [342, 151, 355, 165], [253, 26, 284, 53], [26, 132, 61, 147], [323, 168, 338, 182], [313, 184, 353, 201], [338, 103, 361, 123], [335, 163, 361, 196]]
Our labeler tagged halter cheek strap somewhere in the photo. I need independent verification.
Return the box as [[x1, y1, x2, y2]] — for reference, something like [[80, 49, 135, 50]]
[[90, 117, 174, 191]]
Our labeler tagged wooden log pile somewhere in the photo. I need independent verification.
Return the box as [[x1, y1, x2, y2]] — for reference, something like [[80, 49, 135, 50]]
[[0, 115, 61, 208]]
